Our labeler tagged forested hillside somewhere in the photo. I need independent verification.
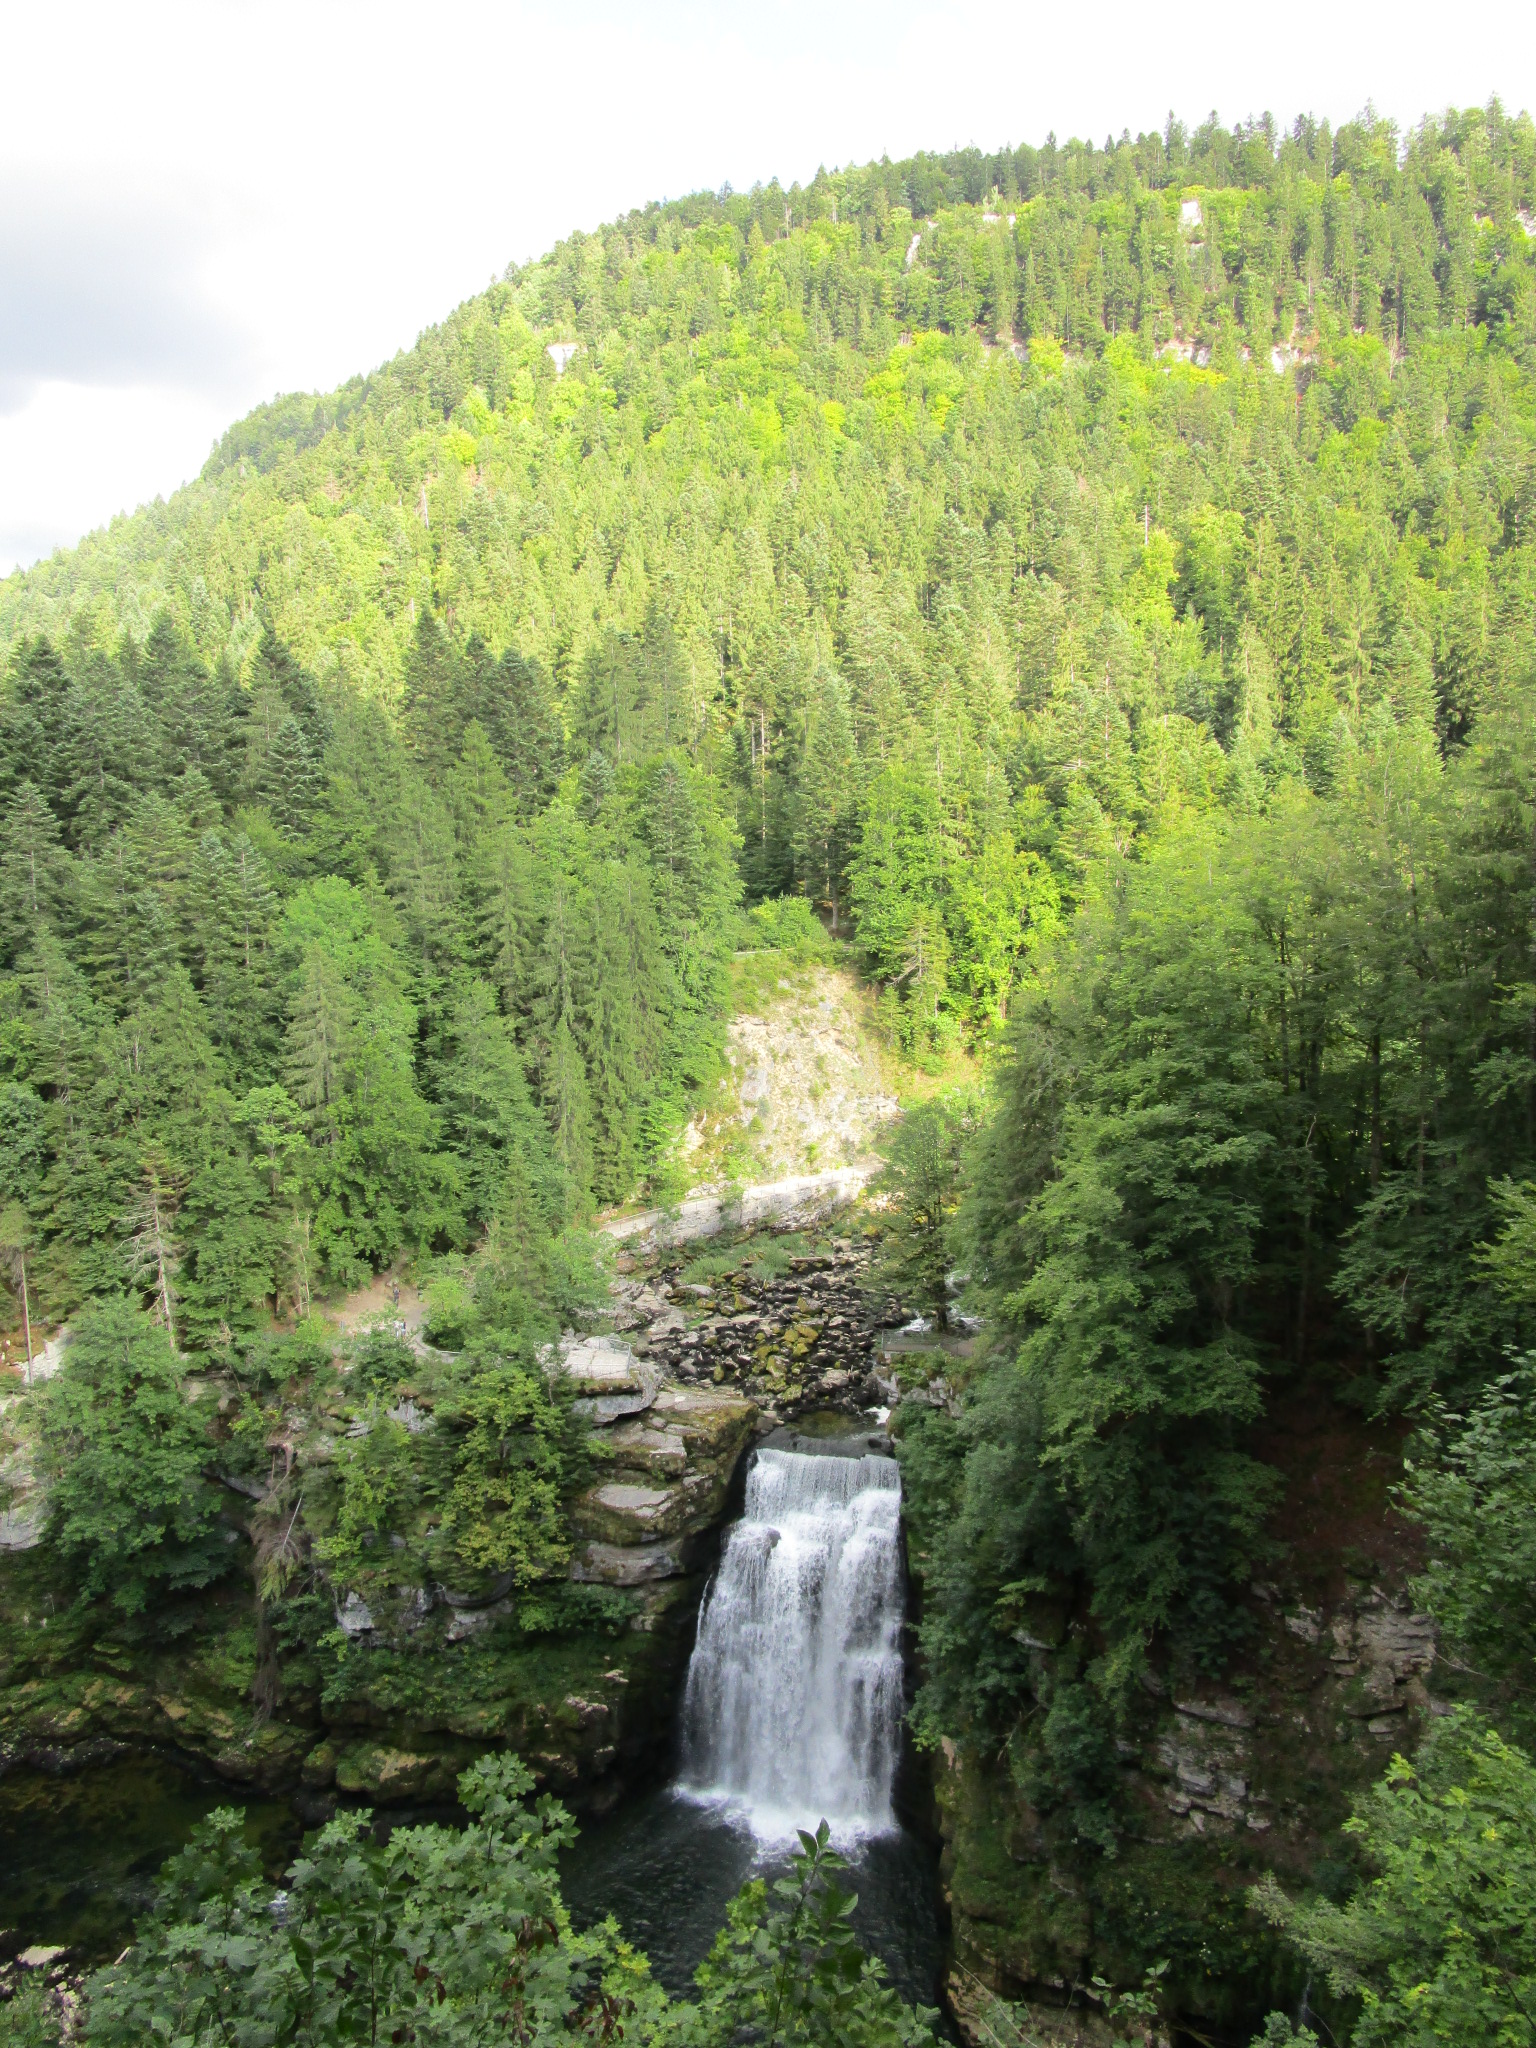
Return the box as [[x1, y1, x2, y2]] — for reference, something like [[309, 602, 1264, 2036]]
[[4, 97, 1536, 2045], [3, 101, 1534, 1329]]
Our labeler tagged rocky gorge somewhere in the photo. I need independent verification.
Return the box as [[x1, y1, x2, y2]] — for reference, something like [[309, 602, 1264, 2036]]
[[2, 1175, 1461, 2048], [0, 1204, 1462, 2048], [0, 1222, 911, 1834]]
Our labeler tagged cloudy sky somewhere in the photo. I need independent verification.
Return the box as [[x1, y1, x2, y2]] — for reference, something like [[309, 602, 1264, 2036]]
[[1, 0, 1530, 576]]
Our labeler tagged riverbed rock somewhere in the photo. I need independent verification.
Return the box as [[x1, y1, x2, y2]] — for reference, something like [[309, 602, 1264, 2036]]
[[624, 1239, 909, 1421], [574, 1380, 755, 1548]]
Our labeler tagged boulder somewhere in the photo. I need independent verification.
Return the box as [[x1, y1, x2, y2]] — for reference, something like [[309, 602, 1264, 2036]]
[[570, 1538, 693, 1586], [333, 1740, 462, 1802], [574, 1476, 722, 1544], [603, 1420, 690, 1480], [553, 1334, 661, 1422]]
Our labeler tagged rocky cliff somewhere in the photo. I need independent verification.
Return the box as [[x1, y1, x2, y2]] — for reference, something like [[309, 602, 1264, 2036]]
[[0, 1327, 759, 1821], [925, 1393, 1440, 2044]]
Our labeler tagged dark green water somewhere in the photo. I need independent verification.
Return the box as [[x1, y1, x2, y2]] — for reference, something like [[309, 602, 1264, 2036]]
[[561, 1784, 948, 2011], [0, 1757, 300, 1957]]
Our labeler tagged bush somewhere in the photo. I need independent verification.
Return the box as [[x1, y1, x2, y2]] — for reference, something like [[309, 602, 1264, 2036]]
[[1253, 1709, 1536, 2048], [1399, 1362, 1536, 1741], [744, 895, 832, 960], [80, 1757, 937, 2048], [423, 1270, 475, 1348], [35, 1300, 230, 1614]]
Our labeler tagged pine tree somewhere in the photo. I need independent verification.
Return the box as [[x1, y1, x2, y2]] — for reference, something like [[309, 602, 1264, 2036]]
[[122, 1158, 186, 1345], [0, 781, 69, 968], [400, 607, 463, 780], [193, 831, 279, 1083], [433, 976, 544, 1224], [543, 1010, 594, 1200], [286, 945, 352, 1132], [260, 715, 323, 838], [792, 668, 857, 931], [471, 823, 539, 1012]]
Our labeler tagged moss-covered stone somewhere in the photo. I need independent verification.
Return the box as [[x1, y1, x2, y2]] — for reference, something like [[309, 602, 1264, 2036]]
[[332, 1739, 471, 1802]]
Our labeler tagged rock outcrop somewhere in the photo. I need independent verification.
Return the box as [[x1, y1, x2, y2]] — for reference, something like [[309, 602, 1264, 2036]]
[[0, 1315, 763, 1826], [615, 1238, 903, 1421], [936, 1551, 1441, 2042]]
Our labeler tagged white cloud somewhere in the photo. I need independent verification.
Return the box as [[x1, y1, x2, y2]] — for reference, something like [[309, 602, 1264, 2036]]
[[0, 383, 227, 578], [0, 182, 250, 416], [1, 0, 1532, 575]]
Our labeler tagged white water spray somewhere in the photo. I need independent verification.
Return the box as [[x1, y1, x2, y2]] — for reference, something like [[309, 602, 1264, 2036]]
[[679, 1446, 905, 1841]]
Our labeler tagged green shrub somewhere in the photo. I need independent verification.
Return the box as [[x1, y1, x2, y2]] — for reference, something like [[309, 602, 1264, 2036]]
[[1253, 1710, 1536, 2048], [35, 1301, 230, 1615], [81, 1758, 937, 2048], [744, 894, 832, 960]]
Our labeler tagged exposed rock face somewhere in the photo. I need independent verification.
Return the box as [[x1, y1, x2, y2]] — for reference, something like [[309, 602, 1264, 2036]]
[[571, 1385, 757, 1593], [936, 1574, 1440, 2043], [0, 1230, 888, 1832], [267, 1375, 759, 1812], [600, 1169, 878, 1256], [0, 1349, 760, 1821], [0, 1395, 44, 1551]]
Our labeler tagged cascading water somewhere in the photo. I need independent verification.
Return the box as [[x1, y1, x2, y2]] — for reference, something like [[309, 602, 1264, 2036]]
[[678, 1446, 905, 1840]]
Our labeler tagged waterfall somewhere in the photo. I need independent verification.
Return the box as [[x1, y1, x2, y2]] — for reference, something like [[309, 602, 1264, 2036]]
[[678, 1446, 905, 1840]]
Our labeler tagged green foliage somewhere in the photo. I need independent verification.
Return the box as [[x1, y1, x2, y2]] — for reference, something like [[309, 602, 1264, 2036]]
[[79, 1759, 935, 2048], [0, 1974, 59, 2048], [422, 1266, 476, 1348], [443, 1351, 577, 1587], [1253, 1711, 1536, 2048], [313, 1414, 418, 1588], [3, 111, 1531, 1129], [683, 1820, 937, 2048], [745, 894, 833, 960], [911, 690, 1536, 1747], [1399, 1365, 1536, 1741], [0, 607, 741, 1340], [347, 1327, 416, 1398], [84, 1753, 664, 2048], [3, 107, 1536, 2033], [1248, 2019, 1320, 2048], [1479, 1178, 1536, 1311], [35, 1300, 230, 1614], [679, 1244, 751, 1286], [868, 1093, 978, 1329]]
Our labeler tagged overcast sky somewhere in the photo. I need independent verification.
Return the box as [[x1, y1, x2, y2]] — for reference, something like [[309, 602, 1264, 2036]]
[[1, 0, 1531, 577]]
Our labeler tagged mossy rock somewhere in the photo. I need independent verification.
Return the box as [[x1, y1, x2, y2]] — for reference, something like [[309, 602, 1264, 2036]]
[[332, 1737, 471, 1802]]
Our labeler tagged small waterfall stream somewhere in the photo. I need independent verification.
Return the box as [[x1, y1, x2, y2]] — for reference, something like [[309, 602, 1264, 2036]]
[[678, 1445, 905, 1839]]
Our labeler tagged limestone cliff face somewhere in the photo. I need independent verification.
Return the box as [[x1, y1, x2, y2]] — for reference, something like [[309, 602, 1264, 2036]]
[[0, 1356, 757, 1818], [0, 1228, 888, 1817]]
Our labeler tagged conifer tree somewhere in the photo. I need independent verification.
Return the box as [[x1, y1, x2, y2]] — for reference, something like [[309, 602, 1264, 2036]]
[[0, 781, 69, 967]]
